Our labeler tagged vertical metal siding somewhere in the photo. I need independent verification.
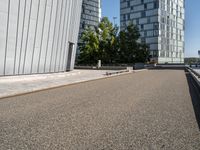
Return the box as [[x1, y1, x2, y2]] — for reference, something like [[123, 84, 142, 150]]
[[0, 0, 83, 76]]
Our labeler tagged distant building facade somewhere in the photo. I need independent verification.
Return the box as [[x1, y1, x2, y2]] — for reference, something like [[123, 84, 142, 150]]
[[0, 0, 82, 76], [120, 0, 185, 64], [77, 0, 101, 57]]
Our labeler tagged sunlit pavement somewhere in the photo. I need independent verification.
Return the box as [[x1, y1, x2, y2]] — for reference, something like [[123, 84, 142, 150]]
[[0, 69, 200, 149], [0, 69, 130, 98]]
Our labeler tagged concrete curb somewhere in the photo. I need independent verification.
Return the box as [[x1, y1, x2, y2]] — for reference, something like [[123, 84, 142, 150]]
[[0, 70, 141, 100]]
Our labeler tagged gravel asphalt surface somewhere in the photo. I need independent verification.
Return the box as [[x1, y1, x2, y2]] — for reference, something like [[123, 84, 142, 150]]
[[0, 69, 200, 150]]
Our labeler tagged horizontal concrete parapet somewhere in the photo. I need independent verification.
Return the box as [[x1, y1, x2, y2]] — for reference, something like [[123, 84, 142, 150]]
[[187, 67, 200, 88], [75, 66, 128, 70], [156, 64, 186, 68]]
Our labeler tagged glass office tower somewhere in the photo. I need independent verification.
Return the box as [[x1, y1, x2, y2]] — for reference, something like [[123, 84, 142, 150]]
[[0, 0, 82, 76], [120, 0, 185, 63], [77, 0, 101, 57]]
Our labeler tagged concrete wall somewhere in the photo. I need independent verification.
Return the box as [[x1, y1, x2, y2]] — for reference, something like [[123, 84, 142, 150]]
[[0, 0, 82, 76]]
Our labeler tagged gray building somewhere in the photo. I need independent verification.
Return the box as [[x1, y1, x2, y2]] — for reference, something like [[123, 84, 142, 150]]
[[77, 0, 101, 56], [0, 0, 82, 76], [120, 0, 185, 64]]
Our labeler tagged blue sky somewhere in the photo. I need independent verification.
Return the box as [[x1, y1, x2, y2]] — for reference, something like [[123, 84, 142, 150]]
[[102, 0, 200, 57]]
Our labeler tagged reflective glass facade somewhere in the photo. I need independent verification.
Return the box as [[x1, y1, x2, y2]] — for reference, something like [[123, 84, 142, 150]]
[[120, 0, 185, 63], [0, 0, 82, 76]]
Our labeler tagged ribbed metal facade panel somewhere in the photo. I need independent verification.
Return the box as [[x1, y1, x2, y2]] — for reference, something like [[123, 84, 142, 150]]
[[0, 0, 82, 76]]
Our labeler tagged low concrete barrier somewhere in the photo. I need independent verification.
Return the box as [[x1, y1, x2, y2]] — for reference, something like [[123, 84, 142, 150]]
[[156, 64, 185, 68], [187, 67, 200, 78], [133, 63, 145, 70], [105, 70, 129, 76], [75, 66, 128, 70], [186, 67, 200, 88]]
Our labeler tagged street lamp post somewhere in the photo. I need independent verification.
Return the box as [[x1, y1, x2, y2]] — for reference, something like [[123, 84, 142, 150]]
[[113, 17, 117, 26], [198, 50, 200, 66], [198, 50, 200, 59]]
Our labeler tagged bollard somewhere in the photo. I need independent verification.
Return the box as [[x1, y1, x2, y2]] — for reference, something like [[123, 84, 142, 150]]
[[97, 60, 101, 69]]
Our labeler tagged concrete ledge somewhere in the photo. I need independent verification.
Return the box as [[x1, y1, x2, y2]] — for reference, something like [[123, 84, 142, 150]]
[[105, 70, 129, 76], [75, 66, 128, 70], [187, 69, 200, 89]]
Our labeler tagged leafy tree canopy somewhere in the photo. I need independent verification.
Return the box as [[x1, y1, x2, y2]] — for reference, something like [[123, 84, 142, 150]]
[[78, 18, 149, 65]]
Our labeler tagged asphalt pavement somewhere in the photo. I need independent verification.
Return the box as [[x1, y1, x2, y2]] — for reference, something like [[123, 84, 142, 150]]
[[0, 69, 200, 150]]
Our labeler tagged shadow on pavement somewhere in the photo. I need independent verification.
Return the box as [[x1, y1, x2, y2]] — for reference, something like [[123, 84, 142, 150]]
[[185, 70, 200, 130]]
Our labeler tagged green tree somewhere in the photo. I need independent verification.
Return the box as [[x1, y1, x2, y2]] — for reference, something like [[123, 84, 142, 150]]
[[119, 23, 149, 63], [78, 17, 119, 64], [97, 17, 119, 63], [78, 28, 99, 64], [135, 43, 150, 63], [78, 19, 149, 65]]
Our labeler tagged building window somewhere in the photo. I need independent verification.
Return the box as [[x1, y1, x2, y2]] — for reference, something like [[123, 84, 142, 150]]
[[131, 6, 134, 10], [123, 14, 126, 21], [141, 11, 145, 17], [154, 1, 159, 9], [127, 14, 130, 20], [144, 4, 147, 9], [82, 21, 85, 29], [141, 24, 144, 30]]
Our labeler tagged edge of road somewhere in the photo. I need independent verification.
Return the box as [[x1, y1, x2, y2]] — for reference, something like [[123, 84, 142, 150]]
[[0, 69, 148, 100]]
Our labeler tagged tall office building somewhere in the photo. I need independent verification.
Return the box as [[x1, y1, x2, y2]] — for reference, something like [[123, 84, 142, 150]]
[[120, 0, 185, 63], [0, 0, 82, 76], [77, 0, 101, 56]]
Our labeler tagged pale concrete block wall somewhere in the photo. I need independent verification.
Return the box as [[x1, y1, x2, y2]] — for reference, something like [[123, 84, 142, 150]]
[[0, 0, 82, 76]]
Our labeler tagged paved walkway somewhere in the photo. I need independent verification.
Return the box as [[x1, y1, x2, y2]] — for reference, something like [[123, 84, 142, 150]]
[[0, 70, 130, 98], [0, 69, 200, 149]]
